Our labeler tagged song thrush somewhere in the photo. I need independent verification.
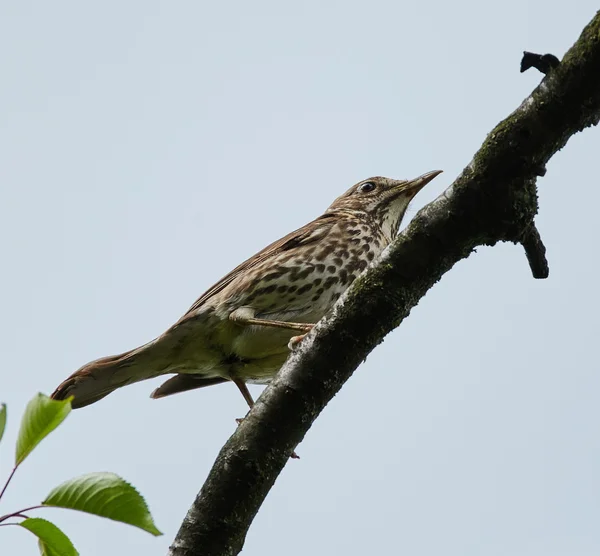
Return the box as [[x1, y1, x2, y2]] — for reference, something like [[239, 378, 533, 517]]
[[52, 170, 442, 411]]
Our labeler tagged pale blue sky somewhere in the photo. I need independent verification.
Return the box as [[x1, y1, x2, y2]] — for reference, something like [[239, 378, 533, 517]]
[[1, 2, 599, 555]]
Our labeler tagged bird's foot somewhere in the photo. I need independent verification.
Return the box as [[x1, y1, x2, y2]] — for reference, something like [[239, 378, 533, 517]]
[[288, 333, 307, 350]]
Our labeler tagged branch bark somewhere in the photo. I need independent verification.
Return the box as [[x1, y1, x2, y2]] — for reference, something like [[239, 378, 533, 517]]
[[521, 224, 550, 279], [169, 12, 600, 556]]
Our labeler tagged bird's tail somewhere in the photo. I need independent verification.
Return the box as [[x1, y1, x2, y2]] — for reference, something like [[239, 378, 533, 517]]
[[52, 338, 170, 408]]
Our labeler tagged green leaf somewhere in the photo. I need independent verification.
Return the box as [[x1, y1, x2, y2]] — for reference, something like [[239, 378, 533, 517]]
[[0, 403, 6, 444], [15, 394, 71, 465], [19, 517, 79, 556], [43, 472, 162, 536]]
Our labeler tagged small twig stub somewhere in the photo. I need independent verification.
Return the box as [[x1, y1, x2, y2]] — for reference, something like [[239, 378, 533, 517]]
[[521, 225, 550, 279], [520, 51, 560, 74]]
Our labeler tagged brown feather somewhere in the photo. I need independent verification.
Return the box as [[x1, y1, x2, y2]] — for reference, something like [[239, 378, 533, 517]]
[[177, 213, 336, 322], [150, 375, 228, 399]]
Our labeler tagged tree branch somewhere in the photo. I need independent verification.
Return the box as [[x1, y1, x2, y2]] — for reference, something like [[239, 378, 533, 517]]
[[169, 12, 600, 556], [521, 224, 549, 279]]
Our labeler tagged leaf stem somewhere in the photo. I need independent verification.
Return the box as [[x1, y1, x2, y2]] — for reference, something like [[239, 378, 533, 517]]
[[0, 465, 18, 503], [0, 505, 43, 524]]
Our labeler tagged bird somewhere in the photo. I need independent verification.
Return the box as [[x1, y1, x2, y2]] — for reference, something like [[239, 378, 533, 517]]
[[52, 170, 442, 412]]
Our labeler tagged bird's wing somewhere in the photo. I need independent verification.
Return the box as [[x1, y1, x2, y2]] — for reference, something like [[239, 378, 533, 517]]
[[150, 374, 228, 399], [178, 213, 335, 322]]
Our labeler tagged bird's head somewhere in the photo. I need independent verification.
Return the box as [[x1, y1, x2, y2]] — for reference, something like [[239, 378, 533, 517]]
[[326, 170, 443, 240]]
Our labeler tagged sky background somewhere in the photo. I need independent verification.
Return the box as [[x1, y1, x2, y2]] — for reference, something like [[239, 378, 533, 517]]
[[1, 2, 599, 555]]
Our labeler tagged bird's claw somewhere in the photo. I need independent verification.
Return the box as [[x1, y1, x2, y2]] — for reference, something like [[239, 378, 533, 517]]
[[288, 334, 307, 350]]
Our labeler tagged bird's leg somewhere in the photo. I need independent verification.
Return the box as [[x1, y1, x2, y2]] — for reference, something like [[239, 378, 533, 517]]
[[232, 377, 299, 459], [229, 307, 314, 333], [233, 378, 255, 413]]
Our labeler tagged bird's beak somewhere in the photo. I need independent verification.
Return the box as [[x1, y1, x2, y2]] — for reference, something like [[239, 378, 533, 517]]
[[400, 169, 443, 197]]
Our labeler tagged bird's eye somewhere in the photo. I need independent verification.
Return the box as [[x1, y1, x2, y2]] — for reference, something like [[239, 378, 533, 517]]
[[358, 181, 376, 193]]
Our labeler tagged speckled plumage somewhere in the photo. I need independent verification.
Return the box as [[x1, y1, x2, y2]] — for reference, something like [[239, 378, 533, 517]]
[[52, 171, 441, 408]]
